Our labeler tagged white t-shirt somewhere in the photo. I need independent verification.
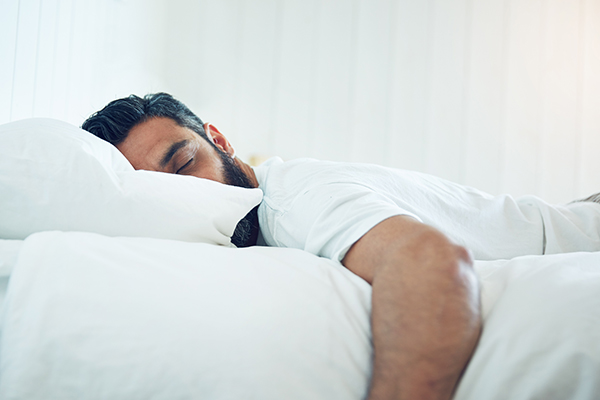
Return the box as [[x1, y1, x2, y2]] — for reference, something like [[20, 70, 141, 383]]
[[253, 157, 600, 261]]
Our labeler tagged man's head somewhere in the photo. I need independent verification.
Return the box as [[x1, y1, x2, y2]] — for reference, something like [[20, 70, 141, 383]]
[[82, 93, 256, 188], [82, 93, 259, 247]]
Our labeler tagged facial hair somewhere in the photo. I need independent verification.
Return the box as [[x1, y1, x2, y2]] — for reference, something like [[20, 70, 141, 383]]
[[218, 150, 260, 248]]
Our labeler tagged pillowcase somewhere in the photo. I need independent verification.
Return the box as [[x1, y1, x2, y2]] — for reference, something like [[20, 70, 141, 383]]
[[0, 240, 22, 278], [0, 239, 22, 313], [0, 231, 373, 400], [0, 118, 262, 246]]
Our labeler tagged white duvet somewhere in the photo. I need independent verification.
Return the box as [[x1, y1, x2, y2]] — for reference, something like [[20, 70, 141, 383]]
[[1, 232, 599, 399]]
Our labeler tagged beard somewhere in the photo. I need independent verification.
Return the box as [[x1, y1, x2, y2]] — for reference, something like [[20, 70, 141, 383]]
[[218, 150, 260, 248]]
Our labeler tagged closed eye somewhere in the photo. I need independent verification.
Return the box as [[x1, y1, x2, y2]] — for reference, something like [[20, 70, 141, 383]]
[[176, 158, 194, 174]]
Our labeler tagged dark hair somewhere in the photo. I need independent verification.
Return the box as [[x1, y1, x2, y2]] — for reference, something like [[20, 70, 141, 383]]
[[81, 93, 208, 145]]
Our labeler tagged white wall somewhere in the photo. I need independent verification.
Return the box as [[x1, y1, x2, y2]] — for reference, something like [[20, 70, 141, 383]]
[[165, 0, 600, 203], [0, 0, 171, 127], [2, 0, 599, 203]]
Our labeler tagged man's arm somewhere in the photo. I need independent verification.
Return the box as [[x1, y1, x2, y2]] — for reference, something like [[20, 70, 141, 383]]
[[342, 215, 481, 400]]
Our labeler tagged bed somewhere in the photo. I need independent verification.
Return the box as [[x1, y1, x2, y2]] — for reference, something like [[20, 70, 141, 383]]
[[1, 118, 599, 399]]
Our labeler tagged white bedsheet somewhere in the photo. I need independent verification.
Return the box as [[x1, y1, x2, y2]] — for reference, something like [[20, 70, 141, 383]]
[[1, 231, 599, 399]]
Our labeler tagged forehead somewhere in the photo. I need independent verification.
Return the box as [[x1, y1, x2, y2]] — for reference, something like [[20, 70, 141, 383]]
[[116, 117, 200, 171]]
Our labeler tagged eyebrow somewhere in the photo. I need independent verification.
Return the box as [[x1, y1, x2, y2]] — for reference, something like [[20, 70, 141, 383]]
[[160, 140, 189, 168]]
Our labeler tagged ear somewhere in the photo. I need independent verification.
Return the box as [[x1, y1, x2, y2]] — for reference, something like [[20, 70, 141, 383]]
[[204, 123, 235, 158]]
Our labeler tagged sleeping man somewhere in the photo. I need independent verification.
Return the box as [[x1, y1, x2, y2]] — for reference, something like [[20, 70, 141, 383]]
[[82, 92, 600, 400]]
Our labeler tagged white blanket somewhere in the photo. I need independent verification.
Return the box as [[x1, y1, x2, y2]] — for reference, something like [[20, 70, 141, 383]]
[[1, 231, 599, 399], [457, 254, 600, 399]]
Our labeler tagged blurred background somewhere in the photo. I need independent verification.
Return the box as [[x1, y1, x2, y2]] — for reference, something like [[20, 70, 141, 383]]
[[1, 0, 599, 203]]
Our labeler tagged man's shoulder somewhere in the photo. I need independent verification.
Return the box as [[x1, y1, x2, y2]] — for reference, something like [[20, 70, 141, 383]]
[[255, 157, 420, 196], [254, 157, 337, 188], [259, 157, 400, 179]]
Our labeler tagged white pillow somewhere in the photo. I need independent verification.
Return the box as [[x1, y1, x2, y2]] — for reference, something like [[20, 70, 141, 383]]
[[0, 239, 21, 313], [0, 240, 22, 278], [0, 231, 373, 400], [0, 118, 262, 246]]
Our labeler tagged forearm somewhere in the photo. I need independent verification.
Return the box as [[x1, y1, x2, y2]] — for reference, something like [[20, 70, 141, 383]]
[[369, 240, 480, 399], [343, 216, 481, 400]]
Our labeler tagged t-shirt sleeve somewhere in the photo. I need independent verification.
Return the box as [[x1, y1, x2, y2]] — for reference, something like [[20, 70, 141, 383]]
[[266, 182, 421, 262]]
